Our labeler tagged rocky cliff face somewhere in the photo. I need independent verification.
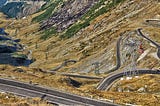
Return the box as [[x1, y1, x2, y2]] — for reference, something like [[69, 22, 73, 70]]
[[0, 28, 32, 66], [0, 0, 7, 7], [40, 0, 98, 32], [17, 1, 45, 18], [0, 0, 160, 105], [0, 0, 45, 18]]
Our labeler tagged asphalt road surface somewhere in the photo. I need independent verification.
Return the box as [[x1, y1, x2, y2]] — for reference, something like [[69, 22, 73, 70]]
[[97, 69, 160, 90], [0, 78, 118, 106]]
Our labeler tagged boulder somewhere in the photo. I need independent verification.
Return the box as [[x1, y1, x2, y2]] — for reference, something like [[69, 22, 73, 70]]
[[0, 53, 32, 66], [0, 39, 23, 52], [137, 87, 146, 92]]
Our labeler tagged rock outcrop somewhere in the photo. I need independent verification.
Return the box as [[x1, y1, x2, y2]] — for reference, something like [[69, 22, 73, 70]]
[[0, 0, 7, 7], [41, 0, 98, 32], [0, 0, 45, 18], [0, 28, 32, 66]]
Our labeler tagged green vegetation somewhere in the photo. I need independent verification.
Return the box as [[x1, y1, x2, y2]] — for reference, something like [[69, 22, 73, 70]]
[[41, 27, 57, 40], [62, 0, 125, 38], [32, 0, 64, 22], [61, 21, 90, 38], [38, 0, 125, 39]]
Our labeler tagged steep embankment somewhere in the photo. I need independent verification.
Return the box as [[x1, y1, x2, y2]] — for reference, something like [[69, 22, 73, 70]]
[[33, 0, 124, 39], [0, 0, 7, 7], [0, 28, 32, 66], [2, 0, 158, 72], [0, 0, 160, 105], [1, 0, 160, 76], [17, 0, 160, 73], [0, 0, 45, 18], [14, 0, 126, 71]]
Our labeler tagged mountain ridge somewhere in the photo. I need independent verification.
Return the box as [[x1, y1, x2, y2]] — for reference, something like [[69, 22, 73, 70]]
[[0, 0, 160, 105], [0, 0, 45, 18]]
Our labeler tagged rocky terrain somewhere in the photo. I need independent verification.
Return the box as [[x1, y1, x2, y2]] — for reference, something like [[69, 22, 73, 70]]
[[41, 0, 99, 32], [0, 28, 32, 66], [0, 0, 7, 7], [0, 0, 45, 18], [24, 0, 160, 73], [0, 0, 160, 105]]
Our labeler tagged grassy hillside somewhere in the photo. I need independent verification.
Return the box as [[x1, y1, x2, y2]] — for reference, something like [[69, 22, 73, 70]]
[[0, 92, 51, 106], [62, 0, 125, 38], [32, 0, 64, 22], [33, 0, 125, 39], [3, 0, 159, 73], [0, 0, 160, 105]]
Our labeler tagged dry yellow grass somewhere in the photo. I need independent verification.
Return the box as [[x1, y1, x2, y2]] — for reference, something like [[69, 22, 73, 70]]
[[0, 0, 160, 105], [16, 0, 160, 71], [110, 74, 160, 92], [0, 93, 52, 106], [0, 65, 160, 106]]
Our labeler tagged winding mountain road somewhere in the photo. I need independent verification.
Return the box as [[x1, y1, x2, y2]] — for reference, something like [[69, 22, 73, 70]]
[[0, 78, 118, 106], [1, 17, 159, 105], [105, 36, 122, 73], [97, 29, 160, 90], [61, 73, 103, 79], [97, 36, 122, 89], [35, 59, 103, 79], [146, 19, 160, 23], [97, 69, 160, 91], [136, 28, 160, 58], [50, 60, 77, 72], [145, 19, 160, 27]]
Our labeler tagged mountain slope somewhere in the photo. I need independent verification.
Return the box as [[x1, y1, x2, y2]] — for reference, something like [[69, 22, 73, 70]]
[[33, 0, 125, 39], [4, 0, 159, 72], [0, 0, 45, 18], [0, 0, 7, 7], [0, 0, 160, 105]]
